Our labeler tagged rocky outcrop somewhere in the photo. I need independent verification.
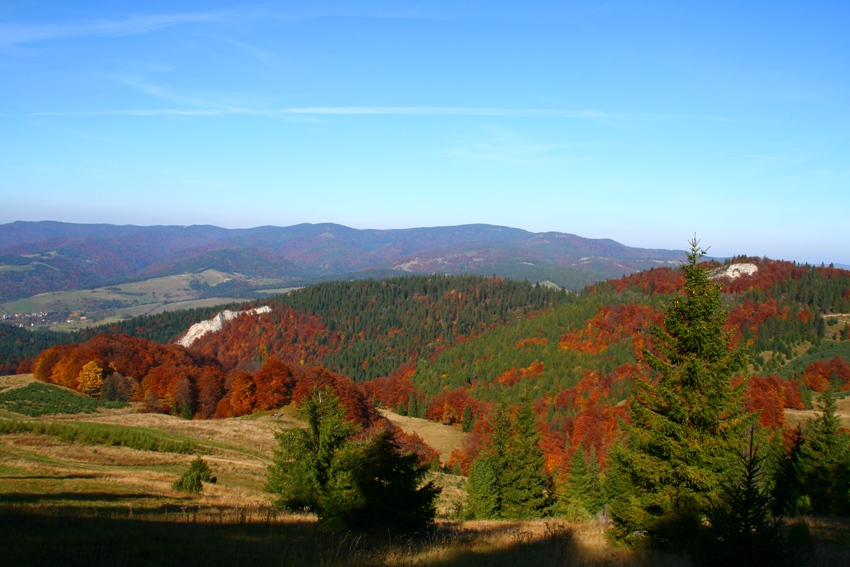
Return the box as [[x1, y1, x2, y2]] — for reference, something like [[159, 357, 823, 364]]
[[177, 306, 272, 348], [710, 263, 758, 280]]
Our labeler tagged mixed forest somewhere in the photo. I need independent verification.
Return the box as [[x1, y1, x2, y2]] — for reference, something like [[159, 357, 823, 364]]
[[3, 249, 850, 559]]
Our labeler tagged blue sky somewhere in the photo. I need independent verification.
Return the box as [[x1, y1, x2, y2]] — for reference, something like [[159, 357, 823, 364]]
[[1, 1, 848, 263]]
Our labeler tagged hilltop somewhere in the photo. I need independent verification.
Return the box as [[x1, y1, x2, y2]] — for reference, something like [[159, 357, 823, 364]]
[[0, 221, 685, 309]]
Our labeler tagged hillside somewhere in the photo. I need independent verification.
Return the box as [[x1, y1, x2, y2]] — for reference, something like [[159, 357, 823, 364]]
[[0, 221, 686, 303], [6, 258, 850, 478]]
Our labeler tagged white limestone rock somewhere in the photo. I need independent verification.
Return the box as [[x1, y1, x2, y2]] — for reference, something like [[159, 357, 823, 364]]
[[177, 305, 272, 348], [710, 263, 759, 280]]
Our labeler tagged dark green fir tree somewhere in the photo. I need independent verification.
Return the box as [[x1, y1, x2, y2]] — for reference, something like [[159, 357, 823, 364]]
[[465, 395, 548, 519], [501, 394, 548, 519], [464, 454, 500, 519], [267, 388, 439, 530], [266, 388, 356, 512], [554, 446, 594, 521], [462, 404, 474, 433], [793, 390, 850, 515], [608, 238, 756, 545], [698, 428, 799, 567]]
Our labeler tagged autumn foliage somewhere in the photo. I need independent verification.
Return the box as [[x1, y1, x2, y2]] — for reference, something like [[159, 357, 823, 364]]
[[559, 303, 661, 355], [426, 387, 487, 426], [803, 356, 850, 392], [361, 366, 424, 414], [744, 376, 805, 428], [30, 332, 379, 425]]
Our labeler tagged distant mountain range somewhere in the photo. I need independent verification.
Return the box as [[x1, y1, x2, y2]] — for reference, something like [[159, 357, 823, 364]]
[[0, 221, 687, 302]]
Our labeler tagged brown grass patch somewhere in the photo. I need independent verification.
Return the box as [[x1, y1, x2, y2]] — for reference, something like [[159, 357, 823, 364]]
[[380, 409, 467, 462], [785, 393, 850, 429], [0, 373, 37, 393]]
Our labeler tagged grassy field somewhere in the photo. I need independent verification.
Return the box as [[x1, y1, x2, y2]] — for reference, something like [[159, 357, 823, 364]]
[[785, 392, 850, 429], [1, 375, 848, 566], [380, 408, 468, 463], [0, 269, 250, 329]]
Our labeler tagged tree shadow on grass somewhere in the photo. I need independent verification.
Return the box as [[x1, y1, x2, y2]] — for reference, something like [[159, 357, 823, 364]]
[[0, 492, 159, 505], [0, 506, 690, 567]]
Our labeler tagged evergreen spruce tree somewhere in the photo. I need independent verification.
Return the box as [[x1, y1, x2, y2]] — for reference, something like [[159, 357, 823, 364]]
[[587, 445, 603, 515], [267, 388, 440, 530], [465, 454, 500, 519], [699, 429, 797, 567], [500, 394, 548, 519], [266, 388, 357, 512], [408, 393, 418, 418], [554, 446, 593, 521], [793, 390, 850, 515], [172, 457, 216, 494], [768, 428, 804, 516], [465, 395, 548, 520], [462, 404, 474, 433], [608, 238, 756, 545], [322, 430, 440, 530]]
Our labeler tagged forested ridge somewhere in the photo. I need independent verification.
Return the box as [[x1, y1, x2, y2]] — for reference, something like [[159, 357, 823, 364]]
[[9, 261, 850, 432], [8, 253, 850, 555]]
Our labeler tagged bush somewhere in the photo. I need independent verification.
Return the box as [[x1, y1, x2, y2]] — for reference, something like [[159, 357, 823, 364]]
[[172, 457, 217, 494]]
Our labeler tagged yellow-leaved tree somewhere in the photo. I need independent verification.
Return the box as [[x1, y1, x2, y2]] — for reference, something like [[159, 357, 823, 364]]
[[78, 361, 104, 398]]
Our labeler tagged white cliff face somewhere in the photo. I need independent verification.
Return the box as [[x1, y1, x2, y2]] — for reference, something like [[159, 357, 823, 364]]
[[711, 263, 759, 280], [177, 305, 272, 348]]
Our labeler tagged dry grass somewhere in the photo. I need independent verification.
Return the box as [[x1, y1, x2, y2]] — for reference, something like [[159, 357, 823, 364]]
[[785, 393, 850, 429], [0, 506, 694, 567], [2, 376, 847, 566], [62, 409, 290, 456], [0, 374, 37, 394], [380, 409, 467, 462]]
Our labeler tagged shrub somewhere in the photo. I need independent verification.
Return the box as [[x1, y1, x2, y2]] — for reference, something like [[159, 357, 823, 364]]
[[173, 457, 217, 494]]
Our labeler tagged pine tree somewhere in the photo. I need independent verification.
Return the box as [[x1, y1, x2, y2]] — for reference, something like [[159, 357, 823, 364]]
[[555, 447, 593, 521], [699, 429, 796, 567], [464, 454, 500, 519], [793, 390, 850, 515], [608, 238, 756, 545], [501, 395, 548, 518]]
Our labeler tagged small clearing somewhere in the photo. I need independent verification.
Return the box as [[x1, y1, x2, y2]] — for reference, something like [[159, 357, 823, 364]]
[[380, 409, 467, 462]]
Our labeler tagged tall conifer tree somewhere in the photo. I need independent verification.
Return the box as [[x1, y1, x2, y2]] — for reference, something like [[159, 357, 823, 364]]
[[554, 446, 593, 521], [465, 395, 548, 519], [501, 394, 548, 518], [465, 454, 500, 519], [608, 238, 755, 544], [793, 390, 850, 515]]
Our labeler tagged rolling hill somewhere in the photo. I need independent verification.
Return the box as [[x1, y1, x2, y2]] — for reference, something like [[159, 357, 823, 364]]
[[0, 221, 686, 303]]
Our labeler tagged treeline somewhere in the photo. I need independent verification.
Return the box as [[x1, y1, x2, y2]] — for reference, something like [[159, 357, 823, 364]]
[[0, 325, 74, 374], [0, 303, 241, 373], [194, 275, 569, 382], [31, 333, 368, 422]]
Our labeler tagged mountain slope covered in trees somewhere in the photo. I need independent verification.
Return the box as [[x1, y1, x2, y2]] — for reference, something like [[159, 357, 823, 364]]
[[16, 259, 850, 451], [0, 221, 685, 302]]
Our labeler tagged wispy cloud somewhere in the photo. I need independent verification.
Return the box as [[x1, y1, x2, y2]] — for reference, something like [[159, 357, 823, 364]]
[[446, 125, 563, 165], [0, 11, 230, 46], [31, 106, 761, 123]]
